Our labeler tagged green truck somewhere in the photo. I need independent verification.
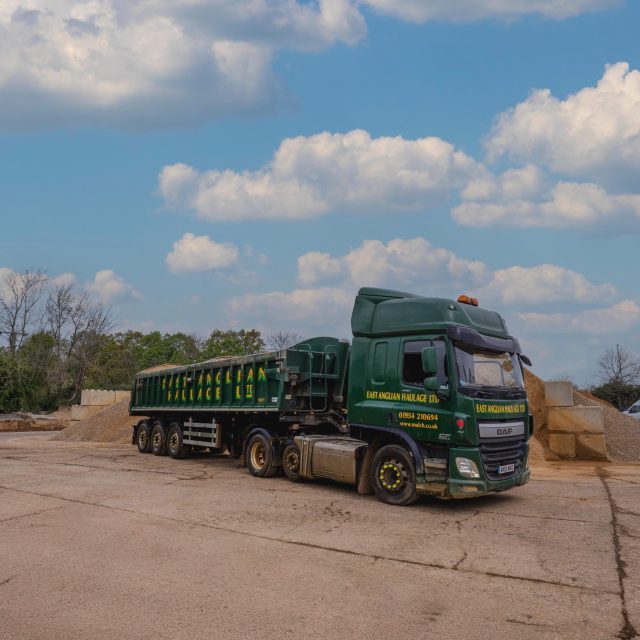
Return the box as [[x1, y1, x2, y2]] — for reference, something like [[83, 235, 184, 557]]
[[130, 287, 532, 505]]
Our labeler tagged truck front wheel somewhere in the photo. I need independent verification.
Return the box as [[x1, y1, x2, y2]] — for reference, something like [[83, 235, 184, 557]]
[[371, 445, 418, 506], [282, 443, 302, 482], [246, 433, 278, 478]]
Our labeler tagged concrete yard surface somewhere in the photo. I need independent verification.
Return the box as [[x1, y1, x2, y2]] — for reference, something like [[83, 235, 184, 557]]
[[0, 434, 638, 640]]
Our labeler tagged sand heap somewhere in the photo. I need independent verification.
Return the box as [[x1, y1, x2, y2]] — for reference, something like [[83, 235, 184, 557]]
[[573, 390, 640, 462], [51, 399, 142, 444]]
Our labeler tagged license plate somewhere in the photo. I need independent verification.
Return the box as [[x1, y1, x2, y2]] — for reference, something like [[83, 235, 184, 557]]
[[498, 463, 515, 474]]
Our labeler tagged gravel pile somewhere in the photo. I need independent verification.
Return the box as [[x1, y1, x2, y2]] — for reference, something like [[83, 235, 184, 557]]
[[574, 390, 640, 463], [51, 399, 144, 444]]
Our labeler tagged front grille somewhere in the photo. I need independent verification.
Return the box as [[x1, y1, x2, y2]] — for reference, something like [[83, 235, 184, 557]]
[[479, 439, 525, 481]]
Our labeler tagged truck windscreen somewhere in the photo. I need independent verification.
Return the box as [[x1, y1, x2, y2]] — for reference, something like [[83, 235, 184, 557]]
[[454, 344, 524, 390]]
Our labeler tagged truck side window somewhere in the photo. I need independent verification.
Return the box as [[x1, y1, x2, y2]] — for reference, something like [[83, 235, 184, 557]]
[[403, 340, 448, 387]]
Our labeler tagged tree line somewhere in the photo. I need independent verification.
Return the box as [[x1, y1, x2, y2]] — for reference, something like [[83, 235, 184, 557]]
[[0, 269, 299, 413], [1, 269, 638, 413]]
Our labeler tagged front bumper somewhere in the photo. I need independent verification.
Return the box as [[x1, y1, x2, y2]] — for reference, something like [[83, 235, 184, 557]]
[[416, 443, 531, 499]]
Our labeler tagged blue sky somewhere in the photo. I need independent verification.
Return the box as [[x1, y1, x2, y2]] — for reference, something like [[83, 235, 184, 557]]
[[0, 0, 638, 383]]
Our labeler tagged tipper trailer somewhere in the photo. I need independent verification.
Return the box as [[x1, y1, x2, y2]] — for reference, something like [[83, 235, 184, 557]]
[[130, 287, 533, 505]]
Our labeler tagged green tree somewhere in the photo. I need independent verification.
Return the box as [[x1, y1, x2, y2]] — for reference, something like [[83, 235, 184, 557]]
[[0, 350, 33, 412], [200, 329, 264, 359]]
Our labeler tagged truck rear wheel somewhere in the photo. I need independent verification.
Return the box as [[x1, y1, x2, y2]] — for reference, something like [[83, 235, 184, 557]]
[[282, 443, 302, 482], [167, 423, 188, 459], [246, 433, 278, 478], [371, 445, 418, 506], [150, 421, 167, 456], [136, 421, 151, 453]]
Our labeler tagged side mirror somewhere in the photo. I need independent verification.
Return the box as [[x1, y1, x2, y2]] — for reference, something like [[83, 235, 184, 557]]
[[421, 346, 438, 376], [423, 376, 440, 391], [520, 354, 532, 367]]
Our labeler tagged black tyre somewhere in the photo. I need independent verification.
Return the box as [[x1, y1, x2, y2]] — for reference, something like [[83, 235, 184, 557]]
[[166, 423, 188, 459], [246, 433, 278, 478], [282, 443, 302, 482], [136, 421, 151, 453], [371, 444, 418, 506], [150, 421, 167, 456]]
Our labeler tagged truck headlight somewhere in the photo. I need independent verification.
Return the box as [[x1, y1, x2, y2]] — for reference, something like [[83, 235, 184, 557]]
[[455, 457, 480, 479]]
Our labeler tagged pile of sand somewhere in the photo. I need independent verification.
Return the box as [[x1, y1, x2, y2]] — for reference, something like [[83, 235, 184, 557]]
[[523, 369, 558, 461], [51, 399, 144, 444], [573, 390, 640, 463]]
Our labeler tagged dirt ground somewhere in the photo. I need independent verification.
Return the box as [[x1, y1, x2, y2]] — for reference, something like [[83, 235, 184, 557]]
[[0, 434, 638, 640]]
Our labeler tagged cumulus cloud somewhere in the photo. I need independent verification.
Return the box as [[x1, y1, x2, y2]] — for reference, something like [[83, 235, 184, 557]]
[[486, 62, 640, 187], [228, 237, 620, 334], [477, 264, 620, 306], [50, 272, 76, 287], [0, 0, 366, 129], [361, 0, 615, 22], [453, 176, 640, 229], [88, 269, 142, 303], [228, 286, 353, 331], [165, 233, 240, 273], [296, 239, 617, 306], [297, 237, 489, 291], [159, 130, 481, 220], [517, 300, 640, 335]]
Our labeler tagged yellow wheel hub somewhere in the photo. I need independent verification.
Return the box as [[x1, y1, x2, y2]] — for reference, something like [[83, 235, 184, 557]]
[[379, 460, 406, 492]]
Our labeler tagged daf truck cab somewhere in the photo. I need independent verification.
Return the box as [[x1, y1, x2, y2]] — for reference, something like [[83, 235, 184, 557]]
[[309, 287, 533, 505]]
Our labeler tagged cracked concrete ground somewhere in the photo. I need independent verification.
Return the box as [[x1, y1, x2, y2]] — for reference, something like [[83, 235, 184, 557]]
[[0, 433, 638, 640]]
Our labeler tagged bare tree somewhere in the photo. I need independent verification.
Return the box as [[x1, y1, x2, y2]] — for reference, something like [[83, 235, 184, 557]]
[[266, 331, 302, 351], [596, 344, 640, 410], [45, 284, 113, 403], [598, 345, 640, 386], [0, 269, 46, 354]]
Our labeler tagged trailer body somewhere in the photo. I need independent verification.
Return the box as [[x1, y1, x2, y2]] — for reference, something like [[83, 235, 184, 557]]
[[131, 288, 532, 505]]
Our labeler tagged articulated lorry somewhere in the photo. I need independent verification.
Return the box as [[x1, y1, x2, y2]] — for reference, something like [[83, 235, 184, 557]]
[[130, 288, 532, 506]]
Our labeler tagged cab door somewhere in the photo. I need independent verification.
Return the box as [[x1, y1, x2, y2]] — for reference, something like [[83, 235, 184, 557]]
[[395, 337, 454, 445]]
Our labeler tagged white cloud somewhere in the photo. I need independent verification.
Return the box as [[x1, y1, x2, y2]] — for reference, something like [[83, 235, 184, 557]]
[[361, 0, 616, 22], [477, 264, 620, 306], [453, 178, 640, 229], [88, 269, 142, 303], [486, 62, 640, 187], [159, 130, 481, 220], [228, 286, 353, 332], [295, 240, 619, 308], [517, 300, 640, 335], [50, 272, 76, 287], [0, 267, 14, 298], [0, 0, 365, 129], [297, 237, 489, 291], [165, 233, 240, 273]]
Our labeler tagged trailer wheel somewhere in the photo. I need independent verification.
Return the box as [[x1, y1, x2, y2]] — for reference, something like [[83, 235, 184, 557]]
[[150, 421, 167, 456], [371, 445, 418, 506], [282, 443, 302, 482], [167, 423, 188, 459], [246, 433, 277, 478], [136, 421, 151, 453]]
